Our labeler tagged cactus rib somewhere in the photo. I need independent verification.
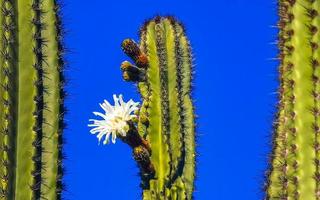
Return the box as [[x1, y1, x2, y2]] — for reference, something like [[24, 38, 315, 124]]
[[145, 20, 171, 193], [174, 22, 195, 198], [0, 0, 17, 198], [41, 0, 65, 198], [15, 0, 39, 198], [53, 0, 66, 196]]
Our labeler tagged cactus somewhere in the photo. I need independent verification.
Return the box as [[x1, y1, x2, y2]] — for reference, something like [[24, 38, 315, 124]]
[[121, 16, 195, 200], [0, 0, 65, 199], [266, 0, 320, 200]]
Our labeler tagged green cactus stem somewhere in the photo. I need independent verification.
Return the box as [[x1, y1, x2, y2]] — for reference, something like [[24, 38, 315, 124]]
[[266, 0, 320, 199], [121, 16, 196, 200], [0, 0, 65, 199]]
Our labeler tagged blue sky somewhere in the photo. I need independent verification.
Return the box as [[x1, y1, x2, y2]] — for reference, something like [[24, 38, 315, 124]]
[[62, 1, 278, 199]]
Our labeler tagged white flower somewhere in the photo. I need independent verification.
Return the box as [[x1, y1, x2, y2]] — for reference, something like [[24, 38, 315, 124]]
[[88, 94, 139, 144]]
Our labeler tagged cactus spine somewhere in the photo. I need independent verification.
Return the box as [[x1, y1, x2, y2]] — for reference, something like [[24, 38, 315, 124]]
[[266, 0, 320, 199], [0, 0, 65, 199], [121, 16, 195, 200]]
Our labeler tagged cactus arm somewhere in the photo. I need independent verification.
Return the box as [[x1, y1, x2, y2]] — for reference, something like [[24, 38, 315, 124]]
[[15, 0, 38, 198], [120, 16, 195, 199], [40, 0, 62, 198], [145, 20, 171, 192]]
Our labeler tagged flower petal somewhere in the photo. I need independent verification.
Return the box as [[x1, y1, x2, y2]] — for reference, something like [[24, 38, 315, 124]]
[[89, 94, 140, 145], [93, 112, 108, 120], [102, 100, 114, 113], [111, 132, 117, 144], [113, 94, 120, 107]]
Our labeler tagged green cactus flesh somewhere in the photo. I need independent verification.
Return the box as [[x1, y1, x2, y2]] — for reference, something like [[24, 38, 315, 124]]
[[121, 16, 195, 200], [0, 0, 64, 199], [266, 0, 320, 199]]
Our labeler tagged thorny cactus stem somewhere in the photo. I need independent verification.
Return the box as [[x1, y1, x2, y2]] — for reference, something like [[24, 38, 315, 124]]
[[0, 0, 65, 199], [121, 16, 196, 200], [266, 0, 320, 200], [89, 16, 195, 200]]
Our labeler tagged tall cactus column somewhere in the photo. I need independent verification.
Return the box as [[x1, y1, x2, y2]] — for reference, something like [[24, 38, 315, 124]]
[[266, 1, 320, 200], [0, 0, 65, 199], [121, 16, 195, 200]]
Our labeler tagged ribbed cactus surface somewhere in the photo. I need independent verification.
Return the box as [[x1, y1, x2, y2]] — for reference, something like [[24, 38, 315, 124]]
[[121, 16, 195, 200], [0, 0, 65, 199], [266, 1, 320, 199]]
